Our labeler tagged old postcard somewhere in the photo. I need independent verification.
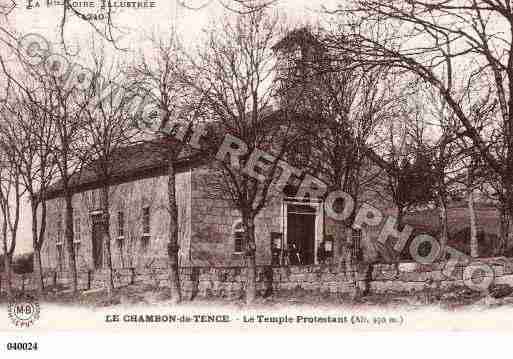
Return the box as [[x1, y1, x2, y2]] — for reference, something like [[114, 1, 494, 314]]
[[1, 0, 513, 354]]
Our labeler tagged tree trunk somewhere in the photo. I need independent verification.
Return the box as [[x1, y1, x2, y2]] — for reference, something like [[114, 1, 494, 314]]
[[437, 194, 449, 259], [31, 201, 44, 293], [64, 192, 78, 293], [498, 205, 508, 255], [246, 252, 257, 304], [359, 229, 379, 297], [167, 157, 181, 304], [468, 188, 478, 258], [342, 227, 358, 300], [243, 215, 257, 304], [101, 186, 115, 295], [395, 206, 404, 259], [506, 211, 513, 256], [506, 194, 513, 255], [391, 206, 404, 277], [33, 248, 44, 293], [396, 206, 404, 228], [502, 185, 513, 256], [361, 263, 373, 297], [3, 253, 11, 296]]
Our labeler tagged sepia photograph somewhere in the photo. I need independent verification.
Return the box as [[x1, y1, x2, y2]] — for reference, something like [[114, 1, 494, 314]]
[[1, 0, 513, 356]]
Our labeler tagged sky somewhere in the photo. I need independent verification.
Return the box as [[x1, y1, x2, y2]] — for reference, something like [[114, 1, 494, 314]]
[[1, 0, 337, 254]]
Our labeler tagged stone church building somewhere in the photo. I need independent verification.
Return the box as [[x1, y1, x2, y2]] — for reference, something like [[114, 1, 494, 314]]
[[38, 29, 390, 273], [40, 139, 385, 272]]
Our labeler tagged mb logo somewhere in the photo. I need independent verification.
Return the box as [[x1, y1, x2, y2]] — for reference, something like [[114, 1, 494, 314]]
[[14, 304, 34, 316], [7, 294, 40, 328]]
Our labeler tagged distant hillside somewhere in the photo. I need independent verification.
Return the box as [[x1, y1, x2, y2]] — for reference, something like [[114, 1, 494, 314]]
[[403, 204, 500, 258]]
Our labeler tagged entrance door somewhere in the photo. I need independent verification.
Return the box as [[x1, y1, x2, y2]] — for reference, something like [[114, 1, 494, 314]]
[[287, 204, 316, 265], [91, 214, 103, 269]]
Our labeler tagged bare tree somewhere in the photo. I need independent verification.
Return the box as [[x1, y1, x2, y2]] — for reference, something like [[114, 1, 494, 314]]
[[453, 107, 495, 258], [43, 71, 90, 293], [82, 46, 139, 295], [395, 89, 469, 257], [467, 155, 480, 258], [0, 24, 92, 293], [128, 33, 205, 304], [0, 83, 56, 293], [272, 28, 409, 297], [175, 9, 297, 303], [329, 0, 513, 254], [0, 140, 23, 297], [416, 82, 497, 258], [380, 113, 434, 241], [282, 28, 398, 206]]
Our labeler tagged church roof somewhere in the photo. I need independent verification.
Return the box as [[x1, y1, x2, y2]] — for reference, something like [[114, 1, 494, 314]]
[[44, 139, 202, 200], [43, 109, 287, 200], [44, 109, 391, 201]]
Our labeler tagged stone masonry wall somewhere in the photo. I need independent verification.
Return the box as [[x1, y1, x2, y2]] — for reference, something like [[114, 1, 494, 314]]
[[40, 169, 192, 272], [188, 164, 366, 267], [189, 165, 282, 267], [6, 257, 513, 299]]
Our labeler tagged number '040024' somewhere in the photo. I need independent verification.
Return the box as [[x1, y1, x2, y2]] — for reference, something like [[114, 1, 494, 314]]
[[6, 342, 38, 351]]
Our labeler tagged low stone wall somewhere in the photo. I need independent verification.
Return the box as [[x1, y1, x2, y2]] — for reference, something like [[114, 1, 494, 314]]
[[2, 257, 513, 299]]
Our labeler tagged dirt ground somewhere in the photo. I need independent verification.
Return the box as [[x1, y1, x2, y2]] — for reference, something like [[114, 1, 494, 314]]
[[2, 283, 513, 310]]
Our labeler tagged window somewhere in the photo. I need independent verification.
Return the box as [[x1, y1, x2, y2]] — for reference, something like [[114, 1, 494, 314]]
[[74, 217, 81, 243], [73, 214, 81, 259], [352, 228, 362, 260], [117, 211, 125, 238], [117, 236, 124, 251], [234, 232, 244, 253], [142, 206, 150, 235], [57, 213, 62, 244], [233, 220, 245, 253], [141, 237, 150, 253], [56, 243, 64, 271], [118, 237, 125, 268], [74, 241, 81, 258], [90, 190, 97, 208], [56, 211, 64, 270]]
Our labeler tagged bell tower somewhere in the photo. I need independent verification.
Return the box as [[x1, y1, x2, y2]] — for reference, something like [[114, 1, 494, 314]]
[[272, 27, 327, 109]]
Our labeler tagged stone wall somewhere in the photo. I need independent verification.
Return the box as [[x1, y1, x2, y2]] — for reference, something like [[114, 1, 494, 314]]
[[188, 164, 366, 267], [40, 169, 192, 272], [5, 257, 513, 299], [189, 165, 282, 267], [39, 160, 392, 273]]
